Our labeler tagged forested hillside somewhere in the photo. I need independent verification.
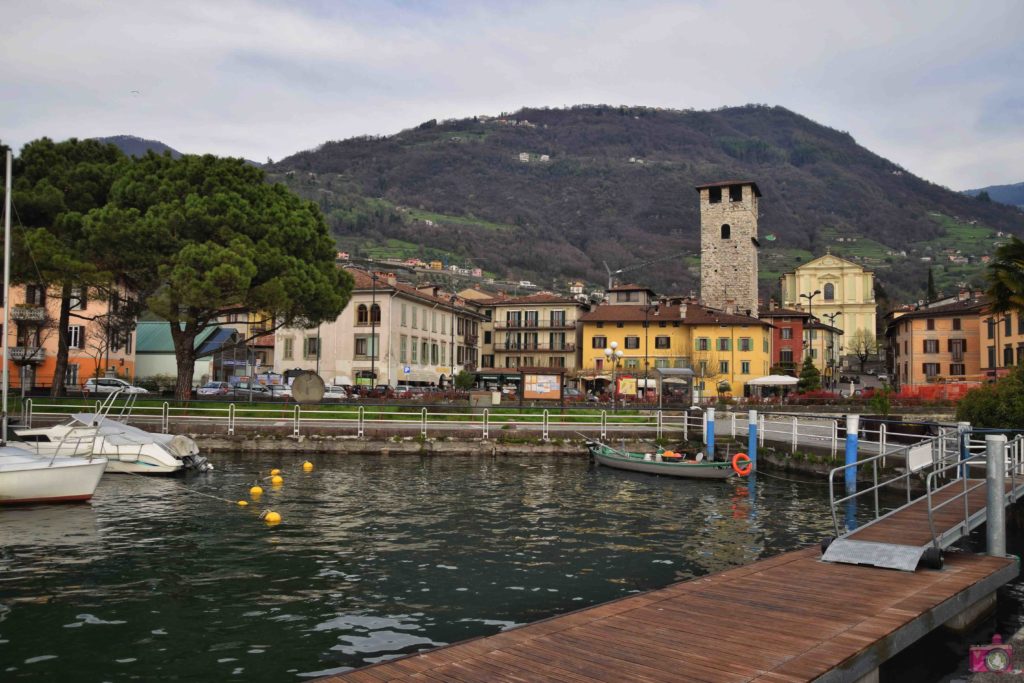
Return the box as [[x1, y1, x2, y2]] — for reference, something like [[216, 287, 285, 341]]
[[271, 104, 1024, 302], [964, 182, 1024, 209]]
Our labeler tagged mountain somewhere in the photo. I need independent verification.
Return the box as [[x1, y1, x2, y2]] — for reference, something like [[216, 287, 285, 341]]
[[94, 135, 182, 158], [269, 104, 1024, 303], [963, 182, 1024, 209]]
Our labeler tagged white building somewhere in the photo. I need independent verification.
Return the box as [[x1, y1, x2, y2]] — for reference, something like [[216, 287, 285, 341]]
[[275, 269, 484, 387]]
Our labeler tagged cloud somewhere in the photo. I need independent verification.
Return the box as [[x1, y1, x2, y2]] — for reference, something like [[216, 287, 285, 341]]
[[2, 0, 1021, 187]]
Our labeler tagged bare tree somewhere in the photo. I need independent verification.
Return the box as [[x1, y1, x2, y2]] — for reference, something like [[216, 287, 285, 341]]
[[847, 329, 878, 374]]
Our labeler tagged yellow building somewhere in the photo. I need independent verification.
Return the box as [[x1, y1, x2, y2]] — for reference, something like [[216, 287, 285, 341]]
[[578, 300, 772, 399], [779, 252, 876, 357]]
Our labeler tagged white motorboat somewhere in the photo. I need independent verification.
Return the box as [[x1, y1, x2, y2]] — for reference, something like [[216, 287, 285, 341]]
[[0, 444, 107, 504], [15, 391, 212, 475], [0, 150, 108, 504]]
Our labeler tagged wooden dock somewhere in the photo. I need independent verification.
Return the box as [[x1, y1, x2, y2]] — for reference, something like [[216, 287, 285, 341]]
[[322, 475, 1022, 682]]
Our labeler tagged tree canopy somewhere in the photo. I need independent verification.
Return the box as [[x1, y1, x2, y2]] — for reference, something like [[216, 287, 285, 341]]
[[956, 364, 1024, 429], [86, 153, 353, 398], [11, 137, 127, 394], [986, 235, 1024, 316], [797, 355, 821, 392]]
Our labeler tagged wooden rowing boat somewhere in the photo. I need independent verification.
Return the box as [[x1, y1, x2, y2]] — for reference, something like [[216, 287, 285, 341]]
[[586, 441, 737, 480]]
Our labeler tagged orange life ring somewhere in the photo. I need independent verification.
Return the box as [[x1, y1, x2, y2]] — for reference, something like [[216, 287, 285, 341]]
[[731, 452, 752, 476]]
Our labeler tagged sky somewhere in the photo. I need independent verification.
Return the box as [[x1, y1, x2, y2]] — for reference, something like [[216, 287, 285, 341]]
[[3, 0, 1022, 189]]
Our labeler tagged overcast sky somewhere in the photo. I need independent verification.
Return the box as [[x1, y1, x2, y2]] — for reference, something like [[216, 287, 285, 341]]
[[3, 0, 1021, 189]]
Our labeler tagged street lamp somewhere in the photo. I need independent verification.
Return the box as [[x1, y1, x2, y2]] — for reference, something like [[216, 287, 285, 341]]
[[369, 271, 379, 393], [823, 311, 842, 389], [449, 294, 457, 387], [603, 341, 624, 411], [642, 303, 659, 402], [800, 290, 821, 359]]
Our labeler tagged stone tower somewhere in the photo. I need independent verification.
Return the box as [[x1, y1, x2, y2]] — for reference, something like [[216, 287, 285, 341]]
[[696, 180, 761, 318]]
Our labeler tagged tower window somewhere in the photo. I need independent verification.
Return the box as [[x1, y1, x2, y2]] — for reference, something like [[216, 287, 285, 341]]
[[729, 185, 743, 202], [708, 187, 722, 204], [721, 224, 731, 239], [824, 283, 835, 301]]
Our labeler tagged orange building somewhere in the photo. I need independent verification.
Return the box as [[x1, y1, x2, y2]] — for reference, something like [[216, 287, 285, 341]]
[[2, 283, 136, 390], [886, 296, 985, 390]]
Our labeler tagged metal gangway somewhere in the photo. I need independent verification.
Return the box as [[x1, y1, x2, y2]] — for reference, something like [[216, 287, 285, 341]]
[[823, 429, 1024, 571]]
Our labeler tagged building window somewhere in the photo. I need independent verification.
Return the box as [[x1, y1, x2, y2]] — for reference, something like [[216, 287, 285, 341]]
[[356, 304, 369, 325], [741, 361, 750, 374], [926, 318, 935, 331], [950, 363, 965, 376], [716, 338, 731, 352], [355, 335, 378, 358], [400, 335, 407, 364], [371, 304, 380, 326], [549, 356, 565, 368], [729, 184, 743, 202], [823, 283, 835, 301], [719, 360, 729, 374], [67, 325, 83, 349], [948, 339, 967, 358], [708, 186, 722, 204], [592, 335, 607, 349], [923, 363, 940, 378], [699, 360, 708, 376], [988, 346, 996, 368], [484, 331, 492, 344], [616, 291, 640, 303], [655, 336, 670, 349], [721, 224, 731, 239], [616, 322, 624, 328], [431, 343, 439, 364], [1005, 346, 1015, 367], [1018, 314, 1024, 335], [70, 287, 87, 310], [481, 354, 493, 368], [625, 359, 639, 369], [953, 318, 961, 331], [432, 313, 438, 333], [1005, 317, 1013, 337], [780, 349, 793, 364], [412, 308, 418, 329], [781, 328, 793, 340], [624, 336, 640, 349], [401, 303, 407, 327], [696, 337, 710, 351], [988, 319, 995, 339], [810, 349, 818, 359], [304, 336, 319, 359], [65, 363, 79, 386], [923, 339, 939, 353], [25, 284, 46, 306], [282, 337, 293, 360], [411, 338, 419, 363], [738, 337, 752, 351], [422, 341, 429, 364], [551, 310, 566, 326]]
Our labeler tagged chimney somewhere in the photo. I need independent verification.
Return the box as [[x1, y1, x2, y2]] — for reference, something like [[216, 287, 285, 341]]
[[725, 298, 736, 315], [386, 274, 397, 286], [769, 298, 778, 311], [679, 304, 687, 319]]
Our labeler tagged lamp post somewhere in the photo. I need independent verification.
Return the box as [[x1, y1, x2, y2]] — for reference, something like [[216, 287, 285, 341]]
[[603, 341, 624, 411], [642, 303, 659, 401], [800, 290, 821, 360], [823, 311, 842, 389], [370, 271, 379, 393], [449, 294, 457, 387]]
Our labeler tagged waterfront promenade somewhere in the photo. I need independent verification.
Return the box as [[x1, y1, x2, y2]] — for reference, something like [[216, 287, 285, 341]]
[[323, 548, 1016, 682]]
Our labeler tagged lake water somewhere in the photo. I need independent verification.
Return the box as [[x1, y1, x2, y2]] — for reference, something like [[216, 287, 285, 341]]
[[0, 453, 1012, 681]]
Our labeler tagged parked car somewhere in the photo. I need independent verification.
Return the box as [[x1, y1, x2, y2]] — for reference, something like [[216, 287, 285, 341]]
[[877, 373, 890, 383], [563, 387, 583, 400], [228, 382, 271, 398], [197, 381, 231, 396], [84, 378, 149, 395], [266, 384, 293, 400], [839, 375, 861, 384], [322, 385, 348, 401]]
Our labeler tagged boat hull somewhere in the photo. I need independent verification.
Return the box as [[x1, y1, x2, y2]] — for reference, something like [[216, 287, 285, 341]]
[[0, 452, 108, 504], [589, 444, 734, 480]]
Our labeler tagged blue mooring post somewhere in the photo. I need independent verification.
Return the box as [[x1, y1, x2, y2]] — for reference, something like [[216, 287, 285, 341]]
[[706, 407, 716, 460], [845, 414, 859, 494]]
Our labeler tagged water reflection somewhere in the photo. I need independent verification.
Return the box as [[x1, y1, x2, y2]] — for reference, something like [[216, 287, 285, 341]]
[[1, 453, 847, 681]]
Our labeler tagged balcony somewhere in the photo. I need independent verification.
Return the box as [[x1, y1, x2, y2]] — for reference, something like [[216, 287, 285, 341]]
[[9, 346, 45, 363], [464, 334, 479, 347], [496, 342, 577, 353], [493, 320, 575, 331], [10, 306, 45, 322]]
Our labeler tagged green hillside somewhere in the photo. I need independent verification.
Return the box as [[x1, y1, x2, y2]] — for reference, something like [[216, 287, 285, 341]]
[[271, 104, 1024, 303]]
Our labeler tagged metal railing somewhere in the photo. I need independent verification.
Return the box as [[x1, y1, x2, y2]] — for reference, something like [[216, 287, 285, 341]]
[[826, 432, 949, 539], [924, 434, 1024, 550]]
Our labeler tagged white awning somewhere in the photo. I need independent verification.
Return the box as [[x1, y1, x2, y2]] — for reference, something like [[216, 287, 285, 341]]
[[746, 374, 798, 386]]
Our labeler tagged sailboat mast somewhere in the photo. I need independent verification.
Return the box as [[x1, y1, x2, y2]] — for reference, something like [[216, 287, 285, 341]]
[[2, 149, 11, 446]]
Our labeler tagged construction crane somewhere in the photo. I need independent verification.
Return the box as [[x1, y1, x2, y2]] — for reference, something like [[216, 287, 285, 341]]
[[602, 250, 691, 291]]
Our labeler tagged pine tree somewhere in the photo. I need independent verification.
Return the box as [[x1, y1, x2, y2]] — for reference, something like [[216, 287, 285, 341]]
[[927, 267, 937, 301], [797, 355, 821, 392]]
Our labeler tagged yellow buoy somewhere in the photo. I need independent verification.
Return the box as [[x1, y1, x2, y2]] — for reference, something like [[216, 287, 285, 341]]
[[262, 510, 282, 524], [271, 475, 284, 486], [250, 485, 264, 496], [237, 500, 249, 507], [270, 468, 281, 476], [302, 461, 314, 472]]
